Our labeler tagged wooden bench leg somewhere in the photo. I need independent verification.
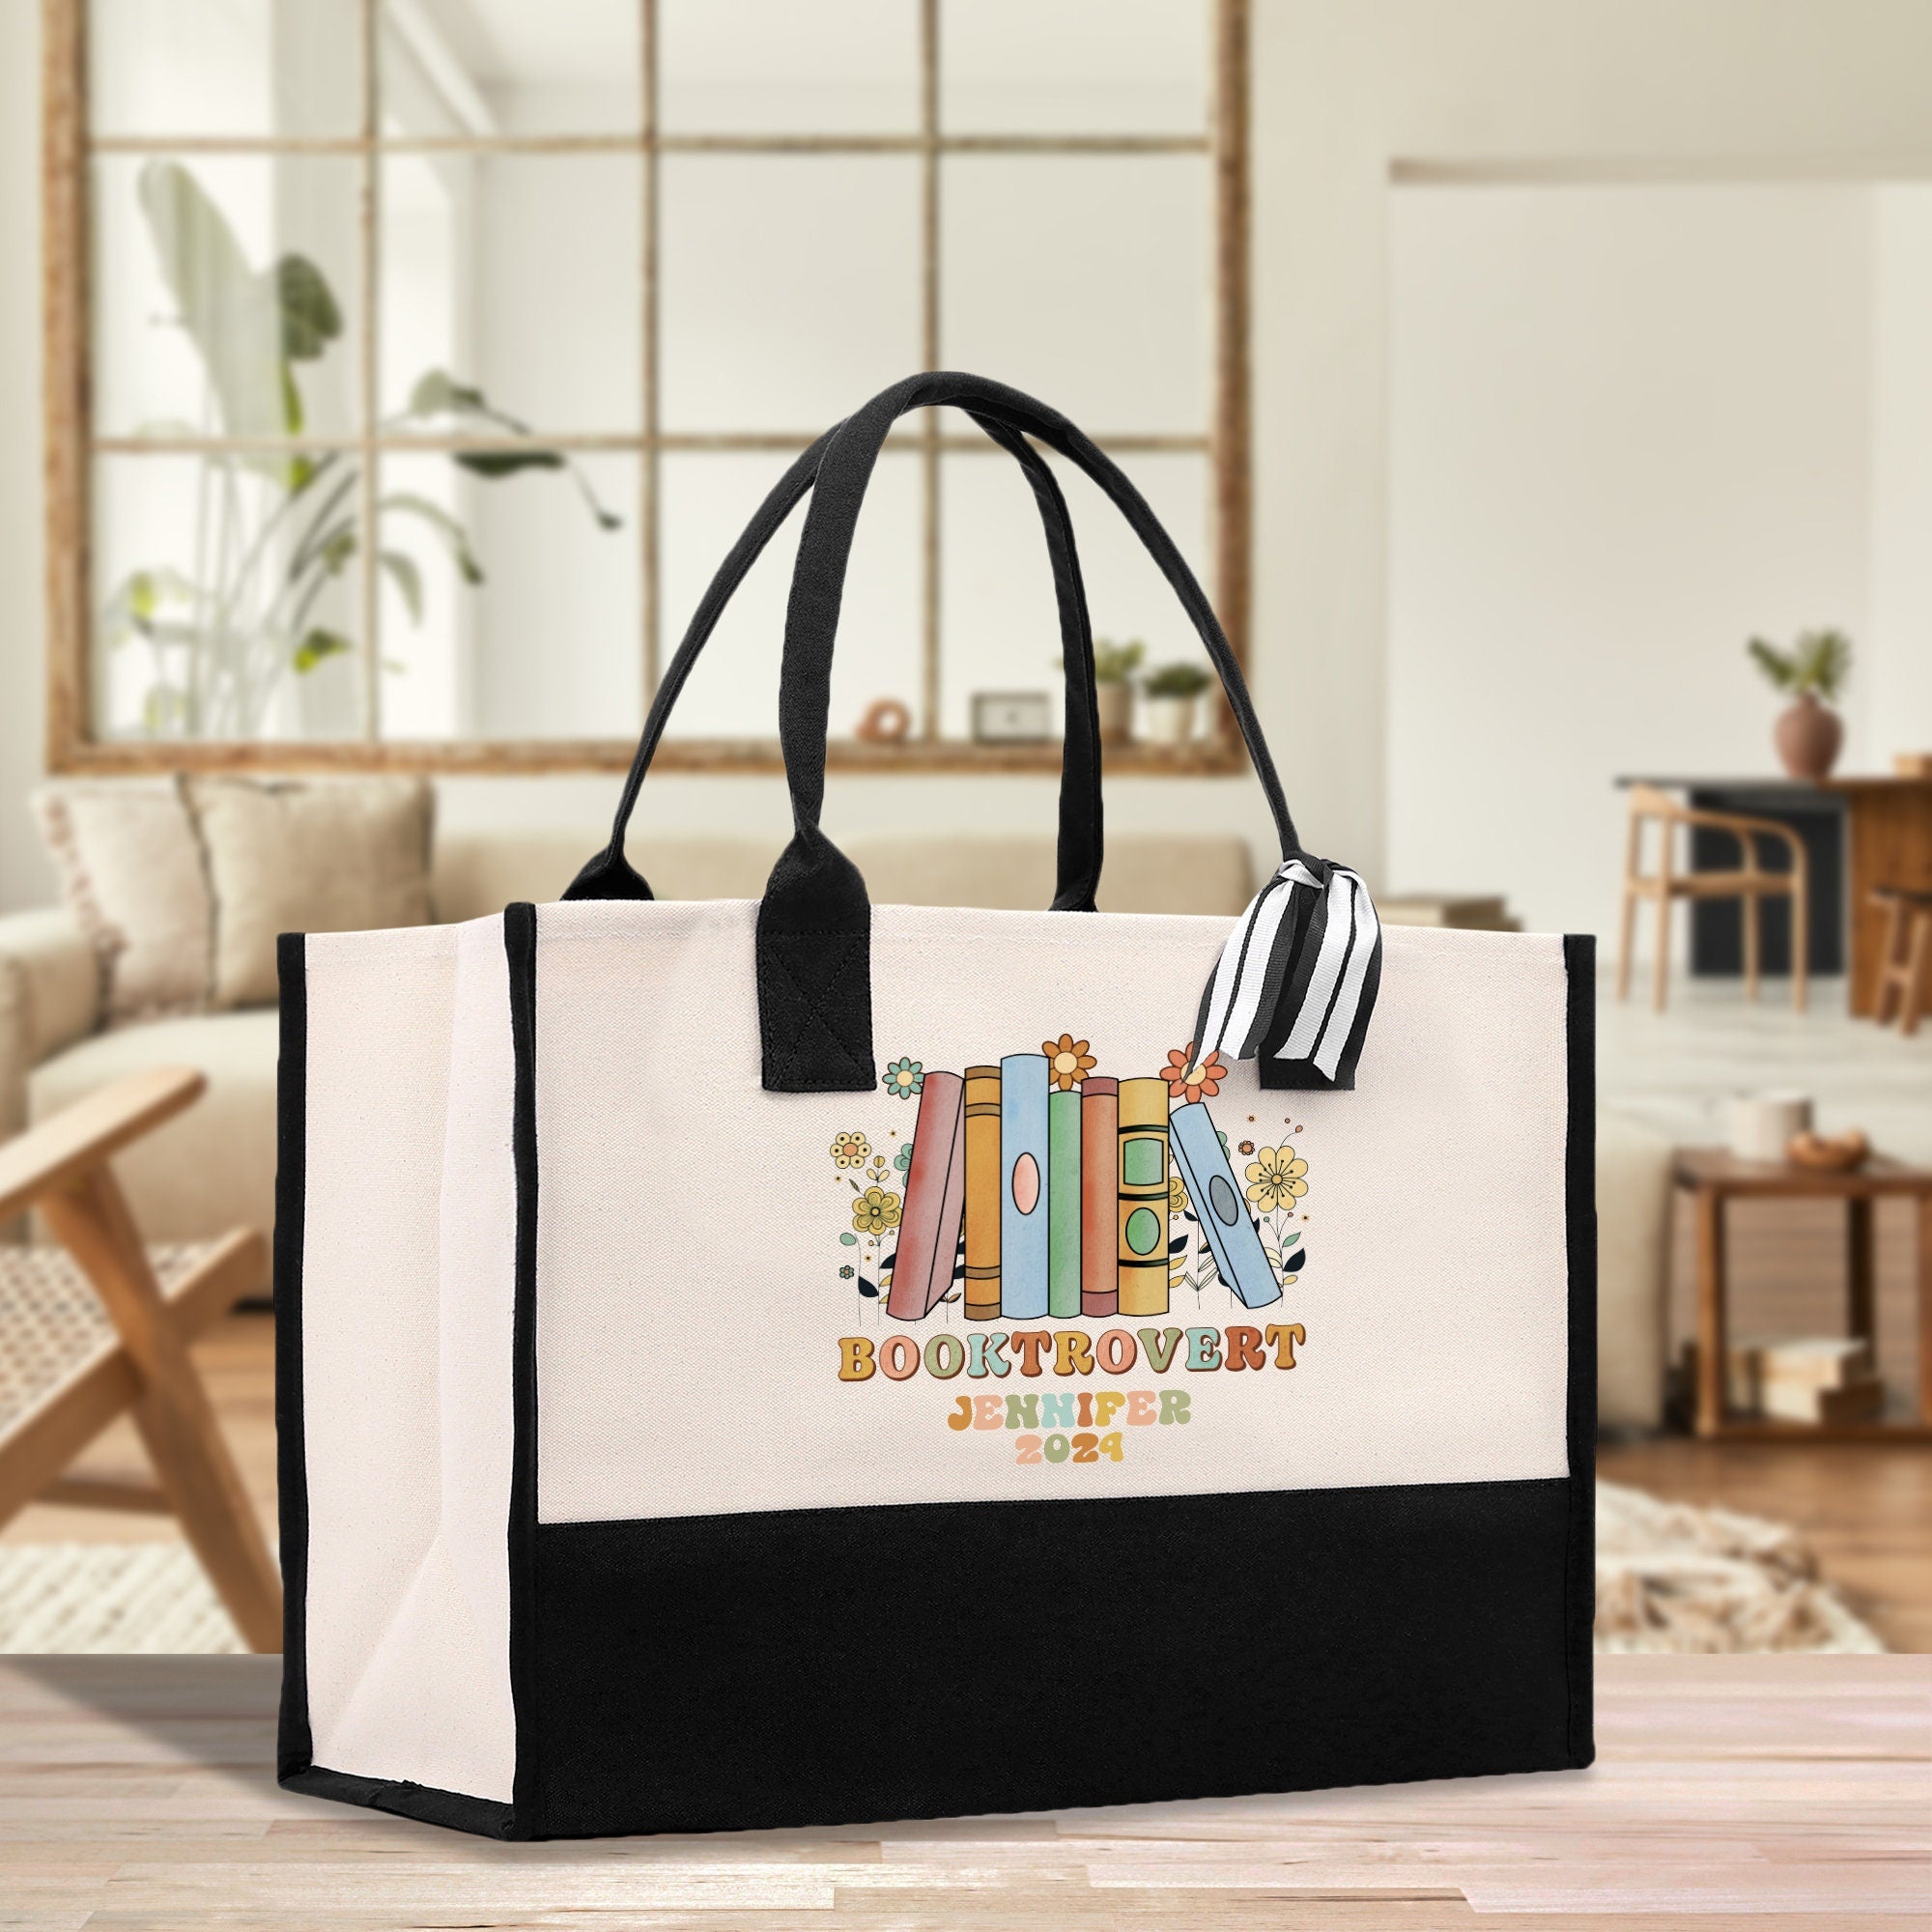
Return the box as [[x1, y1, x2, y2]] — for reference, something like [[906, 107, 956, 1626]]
[[38, 1168, 283, 1653]]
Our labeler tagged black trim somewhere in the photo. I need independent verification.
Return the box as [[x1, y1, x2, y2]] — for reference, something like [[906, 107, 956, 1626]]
[[283, 1765, 516, 1839], [504, 902, 544, 1838], [529, 1476, 1580, 1840], [272, 931, 311, 1781], [1562, 934, 1599, 1768]]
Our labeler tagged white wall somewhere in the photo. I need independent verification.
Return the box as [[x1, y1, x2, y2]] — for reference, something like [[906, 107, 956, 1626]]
[[1388, 184, 1878, 938]]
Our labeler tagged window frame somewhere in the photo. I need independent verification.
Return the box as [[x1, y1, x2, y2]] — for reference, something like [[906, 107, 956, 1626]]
[[43, 0, 1251, 776]]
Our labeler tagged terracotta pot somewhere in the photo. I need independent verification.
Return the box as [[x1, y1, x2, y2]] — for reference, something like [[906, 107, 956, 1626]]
[[1094, 680, 1134, 746], [1140, 693, 1198, 746], [1774, 693, 1843, 781]]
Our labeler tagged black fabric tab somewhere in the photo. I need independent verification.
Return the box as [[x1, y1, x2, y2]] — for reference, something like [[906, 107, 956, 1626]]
[[528, 1475, 1582, 1841], [272, 932, 311, 1781]]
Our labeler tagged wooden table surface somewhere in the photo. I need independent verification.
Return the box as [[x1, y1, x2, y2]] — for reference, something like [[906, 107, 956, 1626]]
[[1, 1656, 1926, 1929]]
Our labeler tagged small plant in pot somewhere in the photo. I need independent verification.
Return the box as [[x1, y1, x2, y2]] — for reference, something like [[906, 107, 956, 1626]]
[[1140, 660, 1214, 745], [1091, 638, 1146, 746], [1747, 629, 1852, 781]]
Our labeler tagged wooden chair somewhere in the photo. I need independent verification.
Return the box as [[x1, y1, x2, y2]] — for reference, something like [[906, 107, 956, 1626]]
[[1617, 783, 1808, 1013], [0, 1066, 280, 1651], [1872, 885, 1932, 1035]]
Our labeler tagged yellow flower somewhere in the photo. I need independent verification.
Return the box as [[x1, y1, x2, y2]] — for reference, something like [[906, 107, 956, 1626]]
[[852, 1186, 902, 1237], [1244, 1146, 1309, 1214], [1168, 1174, 1190, 1216], [831, 1130, 871, 1169]]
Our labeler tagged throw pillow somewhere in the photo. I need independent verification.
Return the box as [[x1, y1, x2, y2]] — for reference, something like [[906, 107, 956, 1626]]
[[184, 776, 435, 1008], [30, 780, 213, 1022]]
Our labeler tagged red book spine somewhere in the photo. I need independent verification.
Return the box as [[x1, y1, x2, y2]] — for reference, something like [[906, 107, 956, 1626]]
[[1080, 1076, 1120, 1317], [886, 1071, 966, 1321]]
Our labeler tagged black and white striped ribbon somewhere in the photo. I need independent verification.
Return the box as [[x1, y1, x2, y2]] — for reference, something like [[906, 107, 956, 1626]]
[[1191, 856, 1383, 1091]]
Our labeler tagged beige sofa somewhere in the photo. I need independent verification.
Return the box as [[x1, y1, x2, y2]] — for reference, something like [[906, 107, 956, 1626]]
[[0, 821, 1671, 1427]]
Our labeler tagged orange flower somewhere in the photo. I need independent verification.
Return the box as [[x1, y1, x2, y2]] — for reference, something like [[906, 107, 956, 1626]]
[[1162, 1042, 1228, 1104], [1041, 1032, 1096, 1091]]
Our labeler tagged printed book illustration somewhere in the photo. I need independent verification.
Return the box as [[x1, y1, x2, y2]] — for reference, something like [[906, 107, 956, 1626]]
[[831, 1032, 1313, 1324]]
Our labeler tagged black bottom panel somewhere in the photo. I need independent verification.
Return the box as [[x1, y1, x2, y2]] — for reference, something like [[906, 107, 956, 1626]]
[[281, 1765, 516, 1838], [530, 1477, 1589, 1840]]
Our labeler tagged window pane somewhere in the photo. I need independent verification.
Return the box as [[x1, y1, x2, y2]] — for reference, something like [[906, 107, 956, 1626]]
[[93, 154, 362, 442], [92, 450, 367, 742], [941, 0, 1210, 135], [939, 448, 1210, 740], [661, 0, 919, 135], [379, 0, 640, 140], [379, 450, 639, 741], [941, 156, 1209, 433], [90, 0, 360, 138], [660, 156, 921, 433], [657, 450, 922, 741], [380, 153, 640, 434]]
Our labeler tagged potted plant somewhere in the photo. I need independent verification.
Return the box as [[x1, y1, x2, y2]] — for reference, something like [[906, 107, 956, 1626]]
[[1747, 629, 1852, 781], [1140, 660, 1214, 745], [1092, 638, 1145, 745]]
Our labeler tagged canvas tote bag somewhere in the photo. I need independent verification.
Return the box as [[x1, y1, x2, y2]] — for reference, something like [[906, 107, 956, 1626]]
[[276, 372, 1596, 1841]]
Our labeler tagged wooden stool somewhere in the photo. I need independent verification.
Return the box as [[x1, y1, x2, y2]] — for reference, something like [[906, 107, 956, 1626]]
[[1873, 886, 1932, 1035], [0, 1067, 280, 1651], [1617, 783, 1808, 1012]]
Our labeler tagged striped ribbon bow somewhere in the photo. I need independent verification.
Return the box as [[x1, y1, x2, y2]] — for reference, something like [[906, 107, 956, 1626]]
[[1191, 856, 1383, 1092]]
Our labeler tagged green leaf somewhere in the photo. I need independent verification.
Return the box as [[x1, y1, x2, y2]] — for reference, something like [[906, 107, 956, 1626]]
[[378, 491, 486, 585], [839, 1232, 859, 1246], [137, 159, 286, 441], [274, 253, 343, 361], [378, 549, 424, 623], [408, 367, 488, 417], [293, 628, 354, 673], [453, 448, 566, 479]]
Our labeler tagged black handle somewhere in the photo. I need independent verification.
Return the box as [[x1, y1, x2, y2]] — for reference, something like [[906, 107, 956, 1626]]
[[565, 407, 1105, 914], [755, 373, 1301, 1091]]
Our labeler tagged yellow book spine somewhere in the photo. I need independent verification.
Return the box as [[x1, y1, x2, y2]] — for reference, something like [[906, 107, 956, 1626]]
[[1117, 1076, 1171, 1318], [963, 1065, 1003, 1319]]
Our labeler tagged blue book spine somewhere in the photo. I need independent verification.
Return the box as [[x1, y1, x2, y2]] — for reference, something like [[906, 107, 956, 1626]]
[[1168, 1100, 1283, 1311], [999, 1053, 1051, 1320]]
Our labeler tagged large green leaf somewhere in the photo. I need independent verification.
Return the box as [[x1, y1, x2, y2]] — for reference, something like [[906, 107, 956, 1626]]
[[274, 254, 342, 361], [452, 448, 565, 478], [138, 159, 286, 440], [378, 549, 423, 623]]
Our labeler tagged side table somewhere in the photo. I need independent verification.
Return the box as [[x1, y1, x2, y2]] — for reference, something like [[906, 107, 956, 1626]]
[[1673, 1147, 1932, 1440]]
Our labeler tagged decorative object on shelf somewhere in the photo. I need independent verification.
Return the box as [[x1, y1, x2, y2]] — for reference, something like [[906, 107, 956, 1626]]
[[1726, 1091, 1812, 1163], [1719, 1336, 1883, 1426], [969, 691, 1053, 745], [1747, 628, 1851, 781], [1090, 637, 1145, 745], [1895, 752, 1932, 779], [1787, 1127, 1871, 1173], [1139, 660, 1214, 746], [854, 696, 912, 745]]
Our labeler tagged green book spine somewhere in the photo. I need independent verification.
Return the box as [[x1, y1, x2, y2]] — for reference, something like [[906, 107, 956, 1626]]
[[1047, 1088, 1082, 1319]]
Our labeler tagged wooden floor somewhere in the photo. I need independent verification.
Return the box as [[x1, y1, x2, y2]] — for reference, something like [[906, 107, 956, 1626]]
[[0, 1655, 1924, 1929], [4, 1307, 1931, 1651]]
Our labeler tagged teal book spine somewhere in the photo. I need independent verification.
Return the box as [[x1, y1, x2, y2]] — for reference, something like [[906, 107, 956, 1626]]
[[999, 1053, 1050, 1320], [1047, 1088, 1082, 1319], [1168, 1099, 1282, 1310]]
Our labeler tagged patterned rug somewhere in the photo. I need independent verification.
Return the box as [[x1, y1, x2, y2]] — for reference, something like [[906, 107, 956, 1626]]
[[0, 1483, 1888, 1654]]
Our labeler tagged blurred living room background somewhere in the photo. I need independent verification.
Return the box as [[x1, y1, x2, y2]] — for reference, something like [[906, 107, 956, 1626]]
[[0, 0, 1927, 1655]]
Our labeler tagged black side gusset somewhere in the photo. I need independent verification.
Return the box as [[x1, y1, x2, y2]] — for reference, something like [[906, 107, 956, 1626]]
[[1561, 933, 1599, 1767], [503, 901, 544, 1839], [272, 931, 311, 1781]]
